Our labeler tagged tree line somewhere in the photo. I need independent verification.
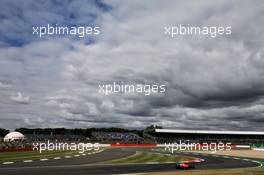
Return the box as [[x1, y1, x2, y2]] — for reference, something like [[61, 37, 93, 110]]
[[0, 128, 9, 137], [15, 127, 141, 137], [0, 125, 163, 137]]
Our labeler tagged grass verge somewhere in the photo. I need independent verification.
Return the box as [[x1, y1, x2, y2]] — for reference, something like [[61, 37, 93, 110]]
[[103, 151, 194, 164]]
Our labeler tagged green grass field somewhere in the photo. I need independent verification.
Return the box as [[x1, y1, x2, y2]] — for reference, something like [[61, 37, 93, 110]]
[[103, 151, 194, 164]]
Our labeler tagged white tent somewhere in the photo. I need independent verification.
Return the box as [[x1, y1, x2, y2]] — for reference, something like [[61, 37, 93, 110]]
[[4, 132, 25, 142]]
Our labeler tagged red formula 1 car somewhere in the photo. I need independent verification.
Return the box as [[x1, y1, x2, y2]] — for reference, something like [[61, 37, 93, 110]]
[[175, 158, 204, 170], [175, 162, 195, 169]]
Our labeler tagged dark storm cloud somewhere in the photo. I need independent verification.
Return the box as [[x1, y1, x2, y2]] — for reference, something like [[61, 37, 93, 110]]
[[0, 0, 264, 130]]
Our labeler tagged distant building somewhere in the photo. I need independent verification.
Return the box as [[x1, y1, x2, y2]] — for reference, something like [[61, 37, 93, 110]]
[[144, 129, 264, 145]]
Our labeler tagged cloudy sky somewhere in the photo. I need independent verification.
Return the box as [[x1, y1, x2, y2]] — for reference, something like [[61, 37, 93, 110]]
[[0, 0, 264, 130]]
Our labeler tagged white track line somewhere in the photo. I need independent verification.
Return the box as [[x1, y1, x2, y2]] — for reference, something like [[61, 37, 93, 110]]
[[2, 162, 14, 165], [54, 157, 61, 160], [40, 158, 48, 161], [65, 156, 71, 158], [23, 160, 33, 163]]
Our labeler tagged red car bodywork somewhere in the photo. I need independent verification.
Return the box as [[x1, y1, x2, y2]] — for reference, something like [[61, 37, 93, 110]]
[[176, 158, 204, 169], [176, 163, 195, 169]]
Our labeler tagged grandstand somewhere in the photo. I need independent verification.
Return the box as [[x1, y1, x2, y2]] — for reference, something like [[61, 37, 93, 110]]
[[25, 134, 87, 143], [92, 132, 143, 143], [144, 129, 264, 145]]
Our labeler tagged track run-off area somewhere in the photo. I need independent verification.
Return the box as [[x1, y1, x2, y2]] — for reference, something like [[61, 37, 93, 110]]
[[0, 146, 263, 175]]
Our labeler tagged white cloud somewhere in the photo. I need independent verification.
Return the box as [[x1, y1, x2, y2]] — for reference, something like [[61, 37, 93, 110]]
[[10, 92, 30, 104], [56, 0, 264, 130], [0, 81, 11, 89]]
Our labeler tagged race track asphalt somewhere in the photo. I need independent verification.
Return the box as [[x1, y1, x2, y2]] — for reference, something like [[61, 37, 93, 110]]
[[0, 148, 261, 175]]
